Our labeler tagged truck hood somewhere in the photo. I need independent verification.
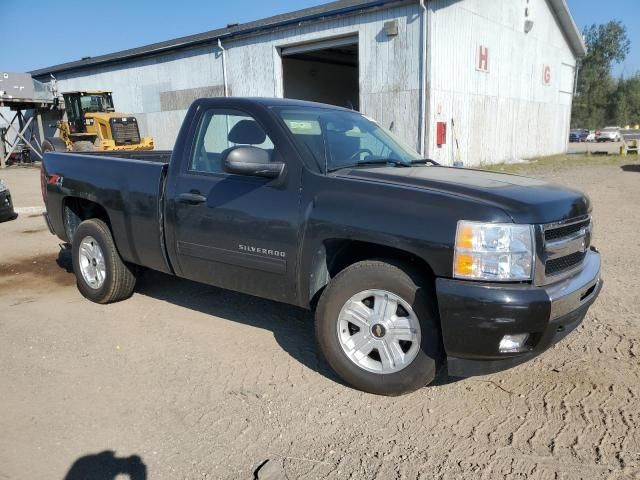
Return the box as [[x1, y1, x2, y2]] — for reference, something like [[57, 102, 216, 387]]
[[336, 166, 590, 224]]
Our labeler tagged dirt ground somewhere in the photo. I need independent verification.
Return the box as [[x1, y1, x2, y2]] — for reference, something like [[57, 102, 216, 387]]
[[1, 161, 639, 480]]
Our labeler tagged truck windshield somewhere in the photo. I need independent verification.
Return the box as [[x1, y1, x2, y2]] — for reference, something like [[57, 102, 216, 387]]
[[276, 107, 421, 172]]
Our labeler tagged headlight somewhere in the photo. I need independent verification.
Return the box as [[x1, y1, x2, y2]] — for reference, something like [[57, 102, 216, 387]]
[[454, 221, 534, 281], [0, 180, 6, 193]]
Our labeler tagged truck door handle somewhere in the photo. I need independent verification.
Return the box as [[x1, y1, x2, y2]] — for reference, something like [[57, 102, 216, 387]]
[[178, 192, 207, 204]]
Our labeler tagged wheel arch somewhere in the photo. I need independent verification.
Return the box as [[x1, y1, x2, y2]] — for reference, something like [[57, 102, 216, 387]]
[[307, 238, 436, 309], [62, 196, 112, 243]]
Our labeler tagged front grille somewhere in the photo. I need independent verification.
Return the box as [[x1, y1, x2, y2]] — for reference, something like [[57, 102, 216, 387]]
[[110, 118, 141, 146], [545, 218, 591, 242], [545, 251, 586, 276], [538, 216, 591, 283]]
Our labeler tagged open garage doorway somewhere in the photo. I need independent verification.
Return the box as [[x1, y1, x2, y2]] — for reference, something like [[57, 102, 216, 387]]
[[281, 36, 359, 111]]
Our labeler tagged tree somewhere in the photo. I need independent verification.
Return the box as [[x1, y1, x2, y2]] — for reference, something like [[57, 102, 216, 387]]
[[608, 74, 640, 127], [572, 21, 631, 129]]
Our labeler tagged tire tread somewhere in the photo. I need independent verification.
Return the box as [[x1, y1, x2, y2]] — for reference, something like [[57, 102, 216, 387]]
[[73, 218, 136, 304], [315, 259, 442, 396]]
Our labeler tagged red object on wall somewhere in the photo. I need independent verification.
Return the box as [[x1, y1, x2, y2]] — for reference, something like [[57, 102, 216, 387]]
[[477, 45, 489, 72], [543, 65, 551, 85], [436, 122, 447, 147]]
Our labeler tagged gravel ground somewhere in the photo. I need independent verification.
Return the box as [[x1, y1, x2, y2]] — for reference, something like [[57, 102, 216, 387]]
[[0, 162, 639, 480]]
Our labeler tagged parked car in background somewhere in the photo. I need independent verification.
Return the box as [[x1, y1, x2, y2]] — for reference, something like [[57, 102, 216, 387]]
[[585, 131, 596, 142], [569, 129, 589, 142], [0, 179, 17, 222], [596, 127, 621, 142]]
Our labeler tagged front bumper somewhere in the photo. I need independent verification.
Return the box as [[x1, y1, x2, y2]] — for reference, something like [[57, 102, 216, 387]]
[[0, 189, 16, 221], [436, 249, 602, 377]]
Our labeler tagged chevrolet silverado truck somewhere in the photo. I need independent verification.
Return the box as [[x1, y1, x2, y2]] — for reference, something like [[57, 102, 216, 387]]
[[41, 98, 602, 395]]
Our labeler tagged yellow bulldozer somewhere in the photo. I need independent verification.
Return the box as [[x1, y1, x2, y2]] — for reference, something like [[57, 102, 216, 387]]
[[43, 91, 154, 152]]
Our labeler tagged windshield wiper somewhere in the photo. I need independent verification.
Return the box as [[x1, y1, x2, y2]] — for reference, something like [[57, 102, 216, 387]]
[[359, 157, 441, 167], [411, 158, 440, 166], [356, 158, 412, 168], [328, 159, 407, 172], [328, 157, 440, 172]]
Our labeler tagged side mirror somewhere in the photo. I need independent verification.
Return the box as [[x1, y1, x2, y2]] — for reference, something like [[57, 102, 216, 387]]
[[223, 146, 284, 179]]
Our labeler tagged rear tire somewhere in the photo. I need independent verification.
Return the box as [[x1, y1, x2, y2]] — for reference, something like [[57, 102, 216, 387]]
[[315, 260, 443, 395], [72, 141, 97, 152], [43, 137, 68, 152], [43, 140, 56, 152], [72, 219, 136, 304]]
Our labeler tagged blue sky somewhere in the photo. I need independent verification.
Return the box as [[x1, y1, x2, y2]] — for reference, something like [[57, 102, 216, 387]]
[[1, 0, 638, 76], [567, 0, 639, 77]]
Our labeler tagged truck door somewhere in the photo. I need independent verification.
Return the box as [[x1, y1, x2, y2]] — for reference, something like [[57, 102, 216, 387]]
[[165, 107, 302, 304]]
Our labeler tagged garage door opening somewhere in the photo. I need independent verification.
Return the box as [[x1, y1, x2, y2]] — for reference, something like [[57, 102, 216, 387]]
[[281, 37, 359, 111]]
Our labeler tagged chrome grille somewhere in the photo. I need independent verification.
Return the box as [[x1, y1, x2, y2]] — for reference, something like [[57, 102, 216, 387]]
[[545, 251, 587, 276], [535, 216, 592, 285], [544, 218, 591, 242], [110, 118, 141, 146]]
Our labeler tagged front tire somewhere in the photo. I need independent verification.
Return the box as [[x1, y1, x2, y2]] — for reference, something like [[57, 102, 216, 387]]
[[315, 260, 443, 395], [72, 219, 136, 304]]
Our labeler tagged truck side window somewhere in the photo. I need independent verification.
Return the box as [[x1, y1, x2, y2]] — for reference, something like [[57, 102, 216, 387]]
[[189, 109, 275, 174]]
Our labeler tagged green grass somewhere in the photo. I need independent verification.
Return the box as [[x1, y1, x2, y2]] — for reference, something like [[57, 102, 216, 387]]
[[481, 154, 635, 174]]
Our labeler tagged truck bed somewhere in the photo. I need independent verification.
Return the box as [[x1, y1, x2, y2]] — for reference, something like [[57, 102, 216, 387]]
[[43, 151, 172, 274], [68, 150, 173, 163]]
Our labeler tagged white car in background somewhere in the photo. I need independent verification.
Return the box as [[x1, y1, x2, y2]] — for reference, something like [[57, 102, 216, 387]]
[[596, 127, 621, 142], [586, 131, 596, 142]]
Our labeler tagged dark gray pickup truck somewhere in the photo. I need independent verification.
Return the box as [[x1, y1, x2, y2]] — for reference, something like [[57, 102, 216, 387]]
[[42, 97, 602, 395]]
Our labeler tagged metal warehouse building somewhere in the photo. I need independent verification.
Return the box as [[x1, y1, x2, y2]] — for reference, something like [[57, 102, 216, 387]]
[[31, 0, 585, 165]]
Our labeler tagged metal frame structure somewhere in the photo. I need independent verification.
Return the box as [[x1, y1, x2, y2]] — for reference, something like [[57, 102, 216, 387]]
[[0, 97, 56, 167]]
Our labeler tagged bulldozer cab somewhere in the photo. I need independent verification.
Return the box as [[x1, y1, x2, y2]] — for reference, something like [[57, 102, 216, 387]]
[[62, 91, 115, 134]]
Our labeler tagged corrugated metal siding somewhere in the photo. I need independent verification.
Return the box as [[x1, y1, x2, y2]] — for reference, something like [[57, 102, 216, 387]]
[[47, 4, 422, 151], [225, 3, 422, 145], [40, 0, 578, 161], [49, 45, 226, 149], [426, 0, 576, 166]]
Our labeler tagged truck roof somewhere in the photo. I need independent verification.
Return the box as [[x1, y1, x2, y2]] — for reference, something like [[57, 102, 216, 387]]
[[205, 96, 353, 112], [63, 91, 112, 95]]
